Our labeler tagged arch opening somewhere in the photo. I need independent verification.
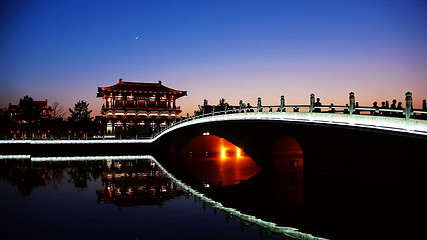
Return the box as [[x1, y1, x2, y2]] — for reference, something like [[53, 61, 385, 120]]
[[179, 135, 262, 187], [272, 136, 303, 174], [271, 136, 304, 212]]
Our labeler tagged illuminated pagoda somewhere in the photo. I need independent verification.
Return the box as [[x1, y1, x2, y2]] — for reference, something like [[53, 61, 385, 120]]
[[96, 79, 187, 136]]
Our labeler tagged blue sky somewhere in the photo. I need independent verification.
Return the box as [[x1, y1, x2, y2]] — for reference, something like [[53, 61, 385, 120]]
[[1, 0, 426, 116]]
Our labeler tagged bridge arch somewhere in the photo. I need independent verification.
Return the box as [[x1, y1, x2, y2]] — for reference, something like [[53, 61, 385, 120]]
[[178, 134, 262, 187], [152, 113, 427, 191], [179, 134, 245, 157], [272, 136, 303, 173], [153, 119, 311, 170]]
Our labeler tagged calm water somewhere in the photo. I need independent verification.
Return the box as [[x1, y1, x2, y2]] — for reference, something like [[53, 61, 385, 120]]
[[1, 134, 426, 239], [0, 158, 281, 240]]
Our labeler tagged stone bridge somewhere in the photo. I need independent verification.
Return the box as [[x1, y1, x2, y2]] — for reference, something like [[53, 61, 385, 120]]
[[152, 111, 426, 184]]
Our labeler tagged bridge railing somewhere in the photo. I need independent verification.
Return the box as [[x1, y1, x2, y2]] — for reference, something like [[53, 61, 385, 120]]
[[156, 92, 427, 136]]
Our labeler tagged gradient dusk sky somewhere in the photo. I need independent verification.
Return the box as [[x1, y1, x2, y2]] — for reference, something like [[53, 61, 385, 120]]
[[1, 0, 426, 117]]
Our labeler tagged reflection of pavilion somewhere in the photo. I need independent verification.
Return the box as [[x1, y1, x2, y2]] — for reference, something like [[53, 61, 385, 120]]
[[96, 169, 181, 209]]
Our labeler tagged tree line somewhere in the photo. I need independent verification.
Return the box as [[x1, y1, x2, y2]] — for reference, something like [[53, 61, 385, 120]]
[[0, 96, 102, 139]]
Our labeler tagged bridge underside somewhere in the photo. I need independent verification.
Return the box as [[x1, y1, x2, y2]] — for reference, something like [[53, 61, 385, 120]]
[[153, 119, 426, 189]]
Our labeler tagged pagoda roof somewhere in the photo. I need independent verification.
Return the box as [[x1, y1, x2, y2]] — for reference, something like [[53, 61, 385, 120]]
[[97, 79, 187, 97]]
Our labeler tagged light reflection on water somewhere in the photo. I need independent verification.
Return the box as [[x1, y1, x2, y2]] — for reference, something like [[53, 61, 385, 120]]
[[178, 135, 304, 188], [0, 158, 281, 240], [176, 134, 305, 229], [180, 153, 262, 187], [179, 135, 263, 187]]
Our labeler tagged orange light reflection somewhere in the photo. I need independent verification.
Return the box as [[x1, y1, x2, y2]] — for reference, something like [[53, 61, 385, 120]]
[[221, 148, 226, 159], [180, 135, 261, 187]]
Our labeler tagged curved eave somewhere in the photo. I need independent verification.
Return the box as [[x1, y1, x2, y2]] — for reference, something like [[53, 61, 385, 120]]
[[98, 82, 186, 94], [97, 89, 187, 98]]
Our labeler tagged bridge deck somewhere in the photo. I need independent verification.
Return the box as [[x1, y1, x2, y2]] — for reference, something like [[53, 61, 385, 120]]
[[1, 111, 426, 146], [156, 111, 427, 140]]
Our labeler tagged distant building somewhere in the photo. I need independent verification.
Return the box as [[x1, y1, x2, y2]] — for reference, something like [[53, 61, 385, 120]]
[[96, 79, 187, 136], [6, 98, 52, 121], [1, 97, 53, 139]]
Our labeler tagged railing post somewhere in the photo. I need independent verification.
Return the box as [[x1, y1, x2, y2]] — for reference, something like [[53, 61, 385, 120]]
[[194, 110, 197, 119], [212, 106, 215, 116], [309, 94, 315, 113], [280, 95, 285, 113], [224, 105, 227, 115], [405, 91, 413, 128], [202, 107, 205, 117], [257, 97, 262, 112], [239, 100, 243, 113], [349, 92, 355, 116]]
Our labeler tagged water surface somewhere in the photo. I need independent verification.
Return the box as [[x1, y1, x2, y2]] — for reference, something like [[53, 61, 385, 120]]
[[0, 158, 280, 240]]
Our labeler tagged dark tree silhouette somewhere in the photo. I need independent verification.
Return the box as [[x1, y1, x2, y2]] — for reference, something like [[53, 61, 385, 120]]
[[67, 166, 92, 190], [20, 95, 38, 121], [68, 100, 93, 122]]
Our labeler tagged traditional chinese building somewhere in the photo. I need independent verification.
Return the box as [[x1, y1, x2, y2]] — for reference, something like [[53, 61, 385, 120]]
[[96, 79, 187, 136], [6, 98, 52, 121], [1, 97, 54, 139]]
